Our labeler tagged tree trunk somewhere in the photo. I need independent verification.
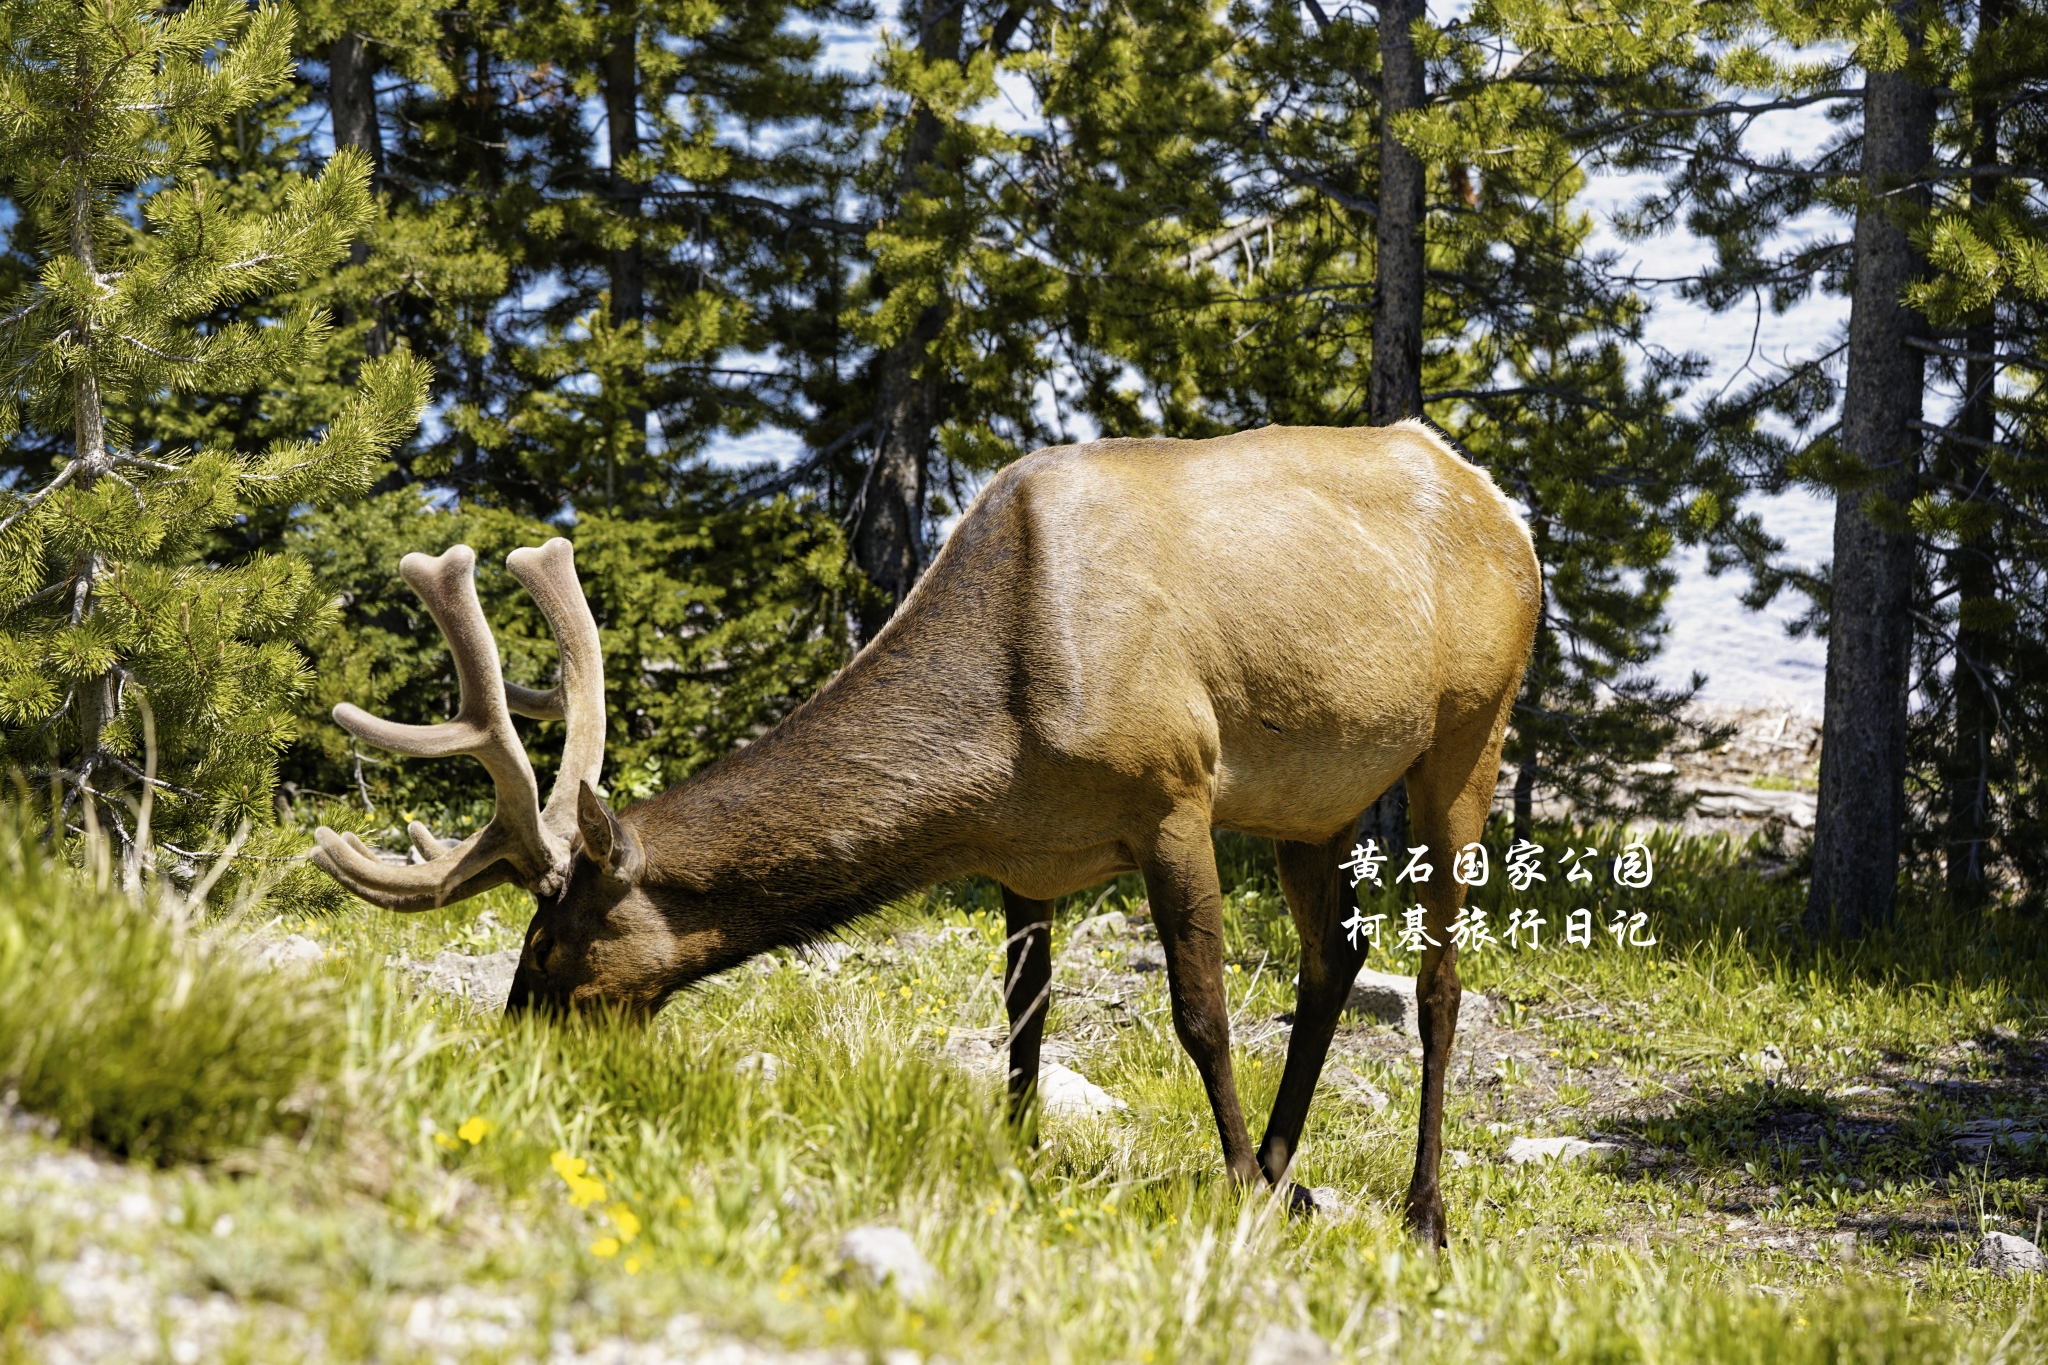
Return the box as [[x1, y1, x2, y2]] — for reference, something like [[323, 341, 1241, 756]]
[[1806, 31, 1935, 937], [853, 0, 960, 643], [1357, 0, 1429, 850], [605, 0, 646, 506], [1943, 0, 2004, 909], [330, 31, 388, 354], [1370, 0, 1427, 428], [330, 32, 385, 181], [66, 177, 115, 784]]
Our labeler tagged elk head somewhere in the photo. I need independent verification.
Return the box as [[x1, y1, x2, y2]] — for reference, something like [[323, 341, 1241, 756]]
[[311, 539, 684, 1016]]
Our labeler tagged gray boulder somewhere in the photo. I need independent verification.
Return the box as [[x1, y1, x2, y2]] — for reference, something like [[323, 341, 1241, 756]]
[[1969, 1232, 2046, 1276], [1346, 967, 1491, 1036]]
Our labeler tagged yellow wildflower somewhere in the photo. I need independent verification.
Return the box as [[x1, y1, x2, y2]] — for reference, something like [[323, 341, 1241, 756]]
[[608, 1204, 641, 1245], [590, 1236, 621, 1258], [457, 1116, 494, 1145], [550, 1150, 607, 1208], [624, 1256, 642, 1275], [432, 1132, 460, 1151]]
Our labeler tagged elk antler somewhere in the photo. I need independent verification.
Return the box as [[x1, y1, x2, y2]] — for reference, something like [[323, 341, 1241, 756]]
[[311, 539, 607, 910]]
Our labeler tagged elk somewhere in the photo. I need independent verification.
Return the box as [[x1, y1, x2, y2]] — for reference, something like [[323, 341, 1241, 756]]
[[313, 421, 1541, 1245]]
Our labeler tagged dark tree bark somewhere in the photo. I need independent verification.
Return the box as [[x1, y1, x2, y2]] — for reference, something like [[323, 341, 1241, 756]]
[[1356, 0, 1429, 853], [330, 32, 385, 181], [1943, 0, 2005, 909], [604, 0, 646, 507], [853, 0, 960, 643], [1806, 31, 1936, 937], [1370, 0, 1427, 429], [330, 31, 389, 354]]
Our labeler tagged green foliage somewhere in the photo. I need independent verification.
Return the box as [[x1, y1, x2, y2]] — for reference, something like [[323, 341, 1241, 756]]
[[0, 0, 425, 836], [0, 809, 341, 1163], [1898, 1, 2048, 909], [285, 480, 862, 825]]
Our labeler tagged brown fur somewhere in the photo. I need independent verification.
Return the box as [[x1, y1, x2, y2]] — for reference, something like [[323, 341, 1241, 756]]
[[335, 421, 1541, 1245]]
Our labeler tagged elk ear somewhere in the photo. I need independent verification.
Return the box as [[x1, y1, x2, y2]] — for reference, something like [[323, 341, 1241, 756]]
[[576, 782, 643, 884]]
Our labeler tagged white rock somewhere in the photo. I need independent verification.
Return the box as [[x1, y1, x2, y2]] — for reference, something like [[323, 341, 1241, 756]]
[[405, 948, 522, 1007], [838, 1225, 941, 1301], [1344, 968, 1491, 1036], [1448, 1149, 1472, 1169], [1503, 1136, 1624, 1166], [1247, 1324, 1336, 1365], [113, 1190, 158, 1225], [1301, 1186, 1354, 1221], [735, 1053, 783, 1083], [1069, 911, 1128, 942], [796, 941, 858, 973], [1953, 1118, 2043, 1155], [404, 1289, 528, 1354], [1970, 1232, 2047, 1276], [1039, 1062, 1126, 1117], [247, 933, 326, 970], [1324, 1066, 1391, 1113], [1694, 783, 1816, 829]]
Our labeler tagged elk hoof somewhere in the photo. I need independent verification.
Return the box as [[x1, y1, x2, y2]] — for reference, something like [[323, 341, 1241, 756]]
[[1404, 1192, 1450, 1248]]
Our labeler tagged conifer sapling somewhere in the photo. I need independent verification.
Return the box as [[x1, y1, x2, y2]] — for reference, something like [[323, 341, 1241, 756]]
[[0, 0, 428, 852]]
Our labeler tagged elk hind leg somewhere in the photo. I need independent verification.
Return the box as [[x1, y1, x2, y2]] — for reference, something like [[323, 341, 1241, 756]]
[[1255, 826, 1370, 1193], [1401, 699, 1513, 1247]]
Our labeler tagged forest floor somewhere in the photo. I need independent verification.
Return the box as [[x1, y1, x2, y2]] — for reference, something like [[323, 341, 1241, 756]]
[[4, 723, 2047, 1363]]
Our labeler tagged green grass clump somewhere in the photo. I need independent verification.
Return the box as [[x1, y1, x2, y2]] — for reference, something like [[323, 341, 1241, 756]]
[[0, 817, 342, 1162]]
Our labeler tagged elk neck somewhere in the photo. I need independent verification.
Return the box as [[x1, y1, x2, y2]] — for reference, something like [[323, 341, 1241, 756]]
[[616, 620, 1017, 957]]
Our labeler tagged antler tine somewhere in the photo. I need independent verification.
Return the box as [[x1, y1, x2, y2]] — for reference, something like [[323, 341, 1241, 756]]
[[311, 825, 520, 911], [313, 544, 571, 906], [503, 538, 607, 839]]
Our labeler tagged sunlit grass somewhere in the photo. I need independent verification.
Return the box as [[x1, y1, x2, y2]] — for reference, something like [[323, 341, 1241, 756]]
[[3, 814, 2046, 1360]]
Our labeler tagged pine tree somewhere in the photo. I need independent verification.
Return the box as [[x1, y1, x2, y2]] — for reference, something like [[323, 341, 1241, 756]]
[[787, 0, 1060, 641], [0, 0, 427, 844], [1903, 0, 2048, 911], [1477, 0, 2048, 921]]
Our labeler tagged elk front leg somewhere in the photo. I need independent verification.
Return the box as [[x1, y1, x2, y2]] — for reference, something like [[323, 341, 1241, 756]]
[[1142, 806, 1261, 1184], [1257, 827, 1371, 1191], [1000, 886, 1054, 1122]]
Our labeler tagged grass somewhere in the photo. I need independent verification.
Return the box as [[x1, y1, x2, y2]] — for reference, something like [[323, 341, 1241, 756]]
[[3, 814, 2047, 1361], [0, 813, 341, 1164]]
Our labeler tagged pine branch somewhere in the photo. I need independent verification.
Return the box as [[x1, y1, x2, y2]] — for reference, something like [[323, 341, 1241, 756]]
[[1169, 216, 1275, 271], [0, 296, 43, 330], [0, 458, 81, 536], [118, 334, 206, 364], [1906, 335, 2048, 374]]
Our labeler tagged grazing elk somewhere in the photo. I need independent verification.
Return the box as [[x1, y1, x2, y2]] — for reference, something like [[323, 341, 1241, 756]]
[[313, 421, 1540, 1245]]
